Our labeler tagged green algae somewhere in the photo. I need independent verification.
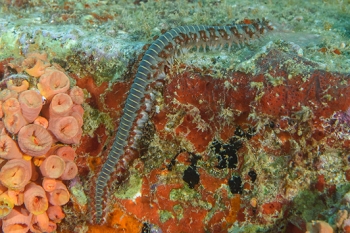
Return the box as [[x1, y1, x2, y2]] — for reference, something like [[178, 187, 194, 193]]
[[170, 186, 212, 210], [169, 185, 200, 202], [0, 30, 22, 59], [70, 182, 88, 207], [292, 190, 327, 222], [173, 204, 184, 221], [266, 74, 285, 87], [159, 210, 174, 223], [229, 224, 269, 233], [114, 167, 143, 200], [82, 103, 114, 137]]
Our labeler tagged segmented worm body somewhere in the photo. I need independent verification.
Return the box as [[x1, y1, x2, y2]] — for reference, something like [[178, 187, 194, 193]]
[[94, 19, 273, 223]]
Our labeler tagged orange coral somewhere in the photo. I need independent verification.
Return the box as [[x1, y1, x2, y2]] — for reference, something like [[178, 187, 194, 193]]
[[0, 159, 32, 190], [18, 90, 43, 123], [1, 97, 27, 134], [47, 205, 65, 223], [18, 124, 53, 156], [30, 212, 50, 233], [0, 55, 84, 232], [56, 146, 76, 161], [3, 112, 27, 134], [42, 177, 57, 192], [47, 221, 57, 233], [39, 155, 65, 179], [46, 181, 70, 206], [6, 79, 29, 93], [37, 69, 70, 100], [0, 89, 18, 101], [48, 116, 81, 144], [0, 192, 15, 218], [0, 129, 23, 159], [2, 97, 21, 115], [2, 207, 32, 233], [60, 160, 78, 180], [7, 189, 24, 206], [69, 86, 84, 105], [25, 59, 48, 77], [33, 116, 49, 128], [49, 93, 73, 117], [23, 183, 49, 215]]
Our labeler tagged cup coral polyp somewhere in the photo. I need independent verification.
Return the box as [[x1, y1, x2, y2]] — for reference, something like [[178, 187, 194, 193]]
[[31, 212, 50, 233], [25, 58, 48, 78], [0, 192, 14, 218], [48, 116, 81, 144], [37, 69, 70, 100], [49, 93, 73, 117], [42, 178, 57, 192], [47, 205, 65, 223], [0, 130, 23, 159], [18, 124, 53, 157], [39, 155, 65, 179], [2, 97, 27, 134], [69, 86, 84, 105], [47, 181, 70, 206], [2, 97, 21, 114], [56, 146, 76, 161], [3, 112, 27, 134], [23, 183, 49, 215], [70, 111, 83, 127], [0, 89, 18, 102], [33, 116, 48, 128], [2, 208, 32, 233], [18, 90, 43, 123], [6, 79, 30, 93], [60, 160, 78, 180], [71, 104, 84, 117], [47, 221, 57, 232], [7, 189, 24, 206], [0, 159, 32, 190]]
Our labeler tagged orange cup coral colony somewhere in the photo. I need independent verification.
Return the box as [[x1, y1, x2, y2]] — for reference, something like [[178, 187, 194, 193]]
[[0, 54, 84, 233]]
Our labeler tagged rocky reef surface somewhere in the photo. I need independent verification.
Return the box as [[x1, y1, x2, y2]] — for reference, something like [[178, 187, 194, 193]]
[[1, 1, 350, 233]]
